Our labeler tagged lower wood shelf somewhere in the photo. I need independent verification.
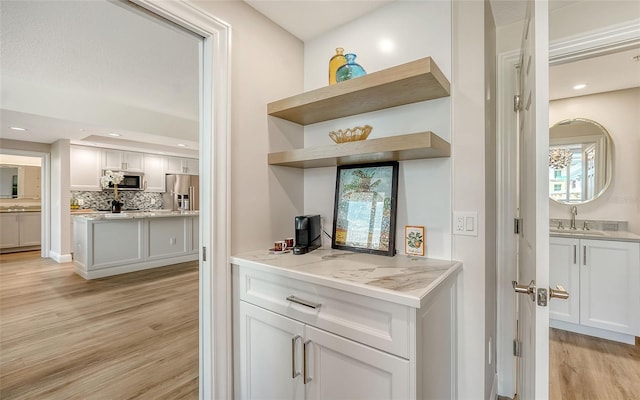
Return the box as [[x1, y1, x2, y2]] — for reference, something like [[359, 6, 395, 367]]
[[267, 132, 450, 168]]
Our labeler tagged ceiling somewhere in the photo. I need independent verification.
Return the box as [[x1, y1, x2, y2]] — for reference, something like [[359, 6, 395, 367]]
[[1, 0, 636, 156]]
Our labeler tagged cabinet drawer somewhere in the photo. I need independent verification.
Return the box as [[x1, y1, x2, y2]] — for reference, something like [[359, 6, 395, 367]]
[[235, 265, 412, 358]]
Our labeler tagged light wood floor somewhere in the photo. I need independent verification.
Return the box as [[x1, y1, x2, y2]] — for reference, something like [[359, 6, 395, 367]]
[[549, 328, 640, 400], [0, 251, 198, 399]]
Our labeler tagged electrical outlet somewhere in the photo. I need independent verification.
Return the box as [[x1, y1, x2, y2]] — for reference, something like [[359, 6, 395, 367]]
[[453, 211, 478, 236], [77, 199, 84, 206], [150, 198, 156, 205]]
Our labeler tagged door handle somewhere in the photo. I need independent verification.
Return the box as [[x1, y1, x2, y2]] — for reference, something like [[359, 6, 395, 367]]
[[512, 280, 536, 302], [549, 285, 569, 300], [291, 335, 301, 379]]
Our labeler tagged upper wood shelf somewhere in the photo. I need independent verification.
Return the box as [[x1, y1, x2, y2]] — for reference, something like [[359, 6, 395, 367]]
[[268, 132, 450, 168], [267, 57, 450, 125]]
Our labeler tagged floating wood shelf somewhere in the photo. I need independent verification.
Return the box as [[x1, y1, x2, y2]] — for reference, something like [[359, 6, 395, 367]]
[[268, 132, 450, 168], [267, 57, 450, 125]]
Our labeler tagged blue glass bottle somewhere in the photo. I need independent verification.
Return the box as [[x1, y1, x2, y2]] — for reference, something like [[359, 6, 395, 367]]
[[336, 53, 366, 82]]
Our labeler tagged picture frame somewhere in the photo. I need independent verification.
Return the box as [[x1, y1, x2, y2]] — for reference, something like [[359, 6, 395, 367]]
[[332, 161, 399, 256], [405, 225, 425, 256]]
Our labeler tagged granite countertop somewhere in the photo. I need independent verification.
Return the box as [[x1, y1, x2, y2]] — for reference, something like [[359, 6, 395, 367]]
[[73, 210, 199, 220], [550, 229, 640, 243], [231, 248, 462, 308]]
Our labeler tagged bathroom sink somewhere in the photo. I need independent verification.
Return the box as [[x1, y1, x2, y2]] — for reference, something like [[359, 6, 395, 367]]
[[549, 228, 605, 236]]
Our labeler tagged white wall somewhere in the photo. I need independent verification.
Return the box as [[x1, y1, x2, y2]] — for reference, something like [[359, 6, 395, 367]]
[[192, 1, 304, 255], [549, 87, 640, 233], [453, 0, 489, 397], [50, 139, 71, 262], [303, 1, 452, 259]]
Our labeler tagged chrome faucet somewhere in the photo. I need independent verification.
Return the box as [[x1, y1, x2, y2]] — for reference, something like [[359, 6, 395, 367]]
[[570, 206, 578, 230]]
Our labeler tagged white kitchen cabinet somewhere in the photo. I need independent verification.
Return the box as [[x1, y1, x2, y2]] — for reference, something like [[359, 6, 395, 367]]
[[234, 260, 458, 400], [549, 237, 580, 323], [238, 301, 409, 400], [191, 217, 199, 254], [550, 237, 640, 341], [147, 217, 189, 260], [0, 212, 41, 249], [102, 149, 144, 172], [580, 239, 640, 335], [166, 156, 198, 175], [19, 212, 41, 246], [0, 214, 21, 248], [17, 166, 41, 198], [143, 154, 166, 192], [70, 145, 102, 191]]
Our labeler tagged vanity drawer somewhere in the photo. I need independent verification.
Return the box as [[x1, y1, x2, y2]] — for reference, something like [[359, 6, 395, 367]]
[[235, 265, 412, 359]]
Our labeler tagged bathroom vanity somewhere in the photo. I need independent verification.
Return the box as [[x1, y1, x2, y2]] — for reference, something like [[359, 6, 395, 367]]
[[549, 229, 640, 344], [231, 249, 461, 400]]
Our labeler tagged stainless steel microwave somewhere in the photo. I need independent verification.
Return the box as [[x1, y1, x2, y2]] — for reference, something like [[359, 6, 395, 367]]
[[103, 172, 144, 190]]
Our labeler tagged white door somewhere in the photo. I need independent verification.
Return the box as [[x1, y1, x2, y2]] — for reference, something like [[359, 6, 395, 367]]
[[238, 302, 305, 400], [305, 325, 410, 400], [513, 0, 550, 398]]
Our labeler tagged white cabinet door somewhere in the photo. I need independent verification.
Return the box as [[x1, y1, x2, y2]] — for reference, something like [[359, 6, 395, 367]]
[[183, 158, 198, 175], [191, 217, 199, 254], [147, 217, 189, 260], [166, 156, 198, 175], [165, 157, 184, 174], [70, 146, 102, 191], [103, 150, 144, 172], [238, 302, 305, 400], [143, 154, 166, 192], [305, 325, 410, 400], [580, 239, 640, 335], [19, 212, 41, 246], [549, 237, 580, 323], [0, 214, 20, 248]]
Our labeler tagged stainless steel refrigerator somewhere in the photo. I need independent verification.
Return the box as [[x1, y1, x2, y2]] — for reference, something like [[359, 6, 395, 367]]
[[163, 174, 199, 211]]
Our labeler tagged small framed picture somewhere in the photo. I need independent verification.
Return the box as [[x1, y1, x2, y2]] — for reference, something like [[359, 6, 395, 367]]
[[405, 226, 425, 256]]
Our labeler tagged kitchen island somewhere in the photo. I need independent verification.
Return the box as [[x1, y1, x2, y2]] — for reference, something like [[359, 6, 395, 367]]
[[73, 211, 198, 279], [231, 248, 462, 399]]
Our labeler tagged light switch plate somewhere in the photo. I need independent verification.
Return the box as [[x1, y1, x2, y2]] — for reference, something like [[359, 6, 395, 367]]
[[453, 211, 478, 236]]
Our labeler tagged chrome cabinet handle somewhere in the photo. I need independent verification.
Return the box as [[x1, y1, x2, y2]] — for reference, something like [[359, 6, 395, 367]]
[[573, 244, 577, 265], [286, 295, 321, 309], [583, 245, 587, 266], [291, 335, 301, 379], [303, 340, 312, 384]]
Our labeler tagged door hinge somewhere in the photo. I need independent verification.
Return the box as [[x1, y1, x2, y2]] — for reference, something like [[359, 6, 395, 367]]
[[513, 94, 521, 112], [202, 246, 207, 261], [513, 339, 521, 357], [514, 218, 522, 234]]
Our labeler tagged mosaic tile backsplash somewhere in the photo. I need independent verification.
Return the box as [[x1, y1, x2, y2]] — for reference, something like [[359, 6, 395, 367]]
[[71, 190, 164, 211]]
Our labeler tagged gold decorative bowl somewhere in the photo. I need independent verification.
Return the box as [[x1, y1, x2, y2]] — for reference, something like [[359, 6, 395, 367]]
[[329, 125, 373, 143]]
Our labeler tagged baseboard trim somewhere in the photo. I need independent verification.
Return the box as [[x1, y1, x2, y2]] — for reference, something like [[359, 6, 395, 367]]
[[490, 373, 498, 400], [550, 319, 636, 345], [75, 254, 198, 280], [49, 251, 73, 264]]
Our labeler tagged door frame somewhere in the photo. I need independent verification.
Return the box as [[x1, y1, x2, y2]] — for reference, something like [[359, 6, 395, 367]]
[[495, 18, 640, 396], [130, 1, 231, 399]]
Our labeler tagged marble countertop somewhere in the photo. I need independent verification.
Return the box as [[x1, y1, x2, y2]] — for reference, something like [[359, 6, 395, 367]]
[[0, 208, 41, 213], [73, 210, 199, 220], [550, 229, 640, 243], [231, 248, 462, 308]]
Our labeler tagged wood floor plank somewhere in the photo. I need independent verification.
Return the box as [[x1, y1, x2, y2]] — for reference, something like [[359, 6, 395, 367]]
[[549, 328, 640, 400], [0, 251, 198, 399]]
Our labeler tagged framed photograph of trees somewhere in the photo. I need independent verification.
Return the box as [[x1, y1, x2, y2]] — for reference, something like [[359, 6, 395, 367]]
[[331, 161, 398, 256]]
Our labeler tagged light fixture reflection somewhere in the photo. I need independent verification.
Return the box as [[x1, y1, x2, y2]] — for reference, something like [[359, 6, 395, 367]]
[[573, 83, 587, 90]]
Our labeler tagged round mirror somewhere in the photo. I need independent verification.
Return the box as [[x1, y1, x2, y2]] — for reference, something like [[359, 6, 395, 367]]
[[549, 118, 612, 204]]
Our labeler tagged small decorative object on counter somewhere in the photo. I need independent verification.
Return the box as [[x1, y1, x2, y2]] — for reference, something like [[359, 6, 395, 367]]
[[405, 226, 425, 256], [336, 53, 366, 82], [329, 125, 372, 143], [100, 170, 124, 213], [328, 47, 347, 85]]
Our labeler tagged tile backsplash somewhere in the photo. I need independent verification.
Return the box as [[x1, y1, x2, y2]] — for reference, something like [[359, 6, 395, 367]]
[[71, 190, 163, 211]]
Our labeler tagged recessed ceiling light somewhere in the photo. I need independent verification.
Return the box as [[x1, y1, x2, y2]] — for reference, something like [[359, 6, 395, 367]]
[[573, 84, 587, 90], [108, 133, 122, 137], [177, 143, 187, 147], [9, 126, 27, 131]]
